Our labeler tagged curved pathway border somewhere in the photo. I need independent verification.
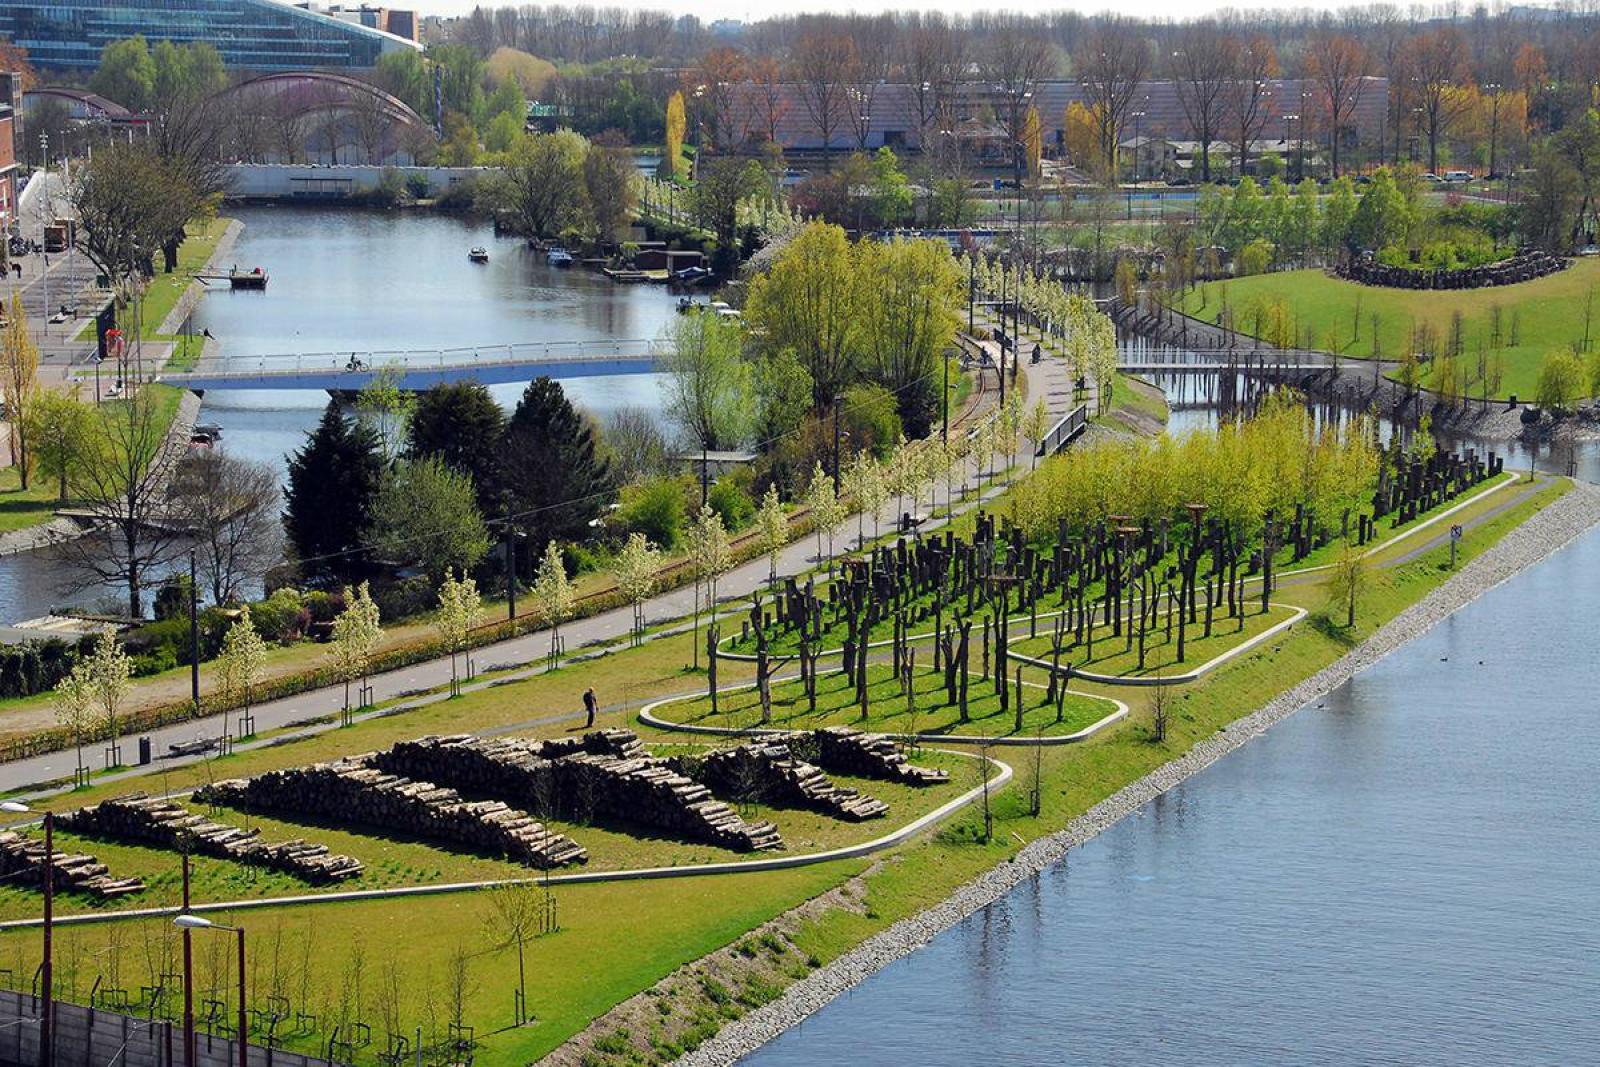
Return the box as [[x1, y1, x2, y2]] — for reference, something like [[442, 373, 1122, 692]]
[[715, 474, 1514, 666], [673, 481, 1600, 1067], [0, 749, 1012, 932], [638, 673, 1129, 747], [1008, 604, 1308, 686]]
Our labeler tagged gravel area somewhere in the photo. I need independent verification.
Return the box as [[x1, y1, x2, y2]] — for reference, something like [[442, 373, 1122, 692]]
[[676, 480, 1600, 1067]]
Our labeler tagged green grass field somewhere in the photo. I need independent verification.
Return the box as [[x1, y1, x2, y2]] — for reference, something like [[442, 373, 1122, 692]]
[[1181, 259, 1600, 400], [0, 465, 58, 534], [0, 473, 1568, 1067], [658, 661, 1115, 739]]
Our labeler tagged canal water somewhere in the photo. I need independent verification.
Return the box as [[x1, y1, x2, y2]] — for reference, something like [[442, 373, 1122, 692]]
[[191, 204, 680, 482], [0, 206, 679, 618], [743, 524, 1600, 1065]]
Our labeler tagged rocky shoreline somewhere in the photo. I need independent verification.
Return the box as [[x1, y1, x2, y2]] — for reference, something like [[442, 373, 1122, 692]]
[[676, 479, 1600, 1067]]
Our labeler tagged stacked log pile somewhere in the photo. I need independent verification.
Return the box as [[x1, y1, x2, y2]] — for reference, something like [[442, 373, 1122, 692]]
[[556, 751, 783, 852], [813, 728, 949, 786], [372, 730, 782, 853], [59, 794, 364, 884], [194, 760, 587, 869], [0, 830, 144, 898], [699, 742, 889, 822]]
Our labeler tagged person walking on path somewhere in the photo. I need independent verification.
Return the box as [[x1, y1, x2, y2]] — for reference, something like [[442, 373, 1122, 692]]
[[583, 687, 598, 728]]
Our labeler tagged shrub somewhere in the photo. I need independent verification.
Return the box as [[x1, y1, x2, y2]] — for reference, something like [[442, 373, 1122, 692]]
[[302, 589, 345, 624], [708, 478, 754, 531], [0, 640, 75, 699], [370, 575, 434, 621], [1236, 238, 1274, 277], [153, 575, 193, 621], [842, 382, 905, 458], [618, 476, 687, 549], [251, 588, 309, 643]]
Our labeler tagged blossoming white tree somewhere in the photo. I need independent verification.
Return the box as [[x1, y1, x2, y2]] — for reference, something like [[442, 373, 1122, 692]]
[[436, 570, 482, 697], [532, 541, 574, 669], [217, 605, 268, 744], [331, 582, 383, 721], [613, 532, 663, 645], [757, 484, 788, 585]]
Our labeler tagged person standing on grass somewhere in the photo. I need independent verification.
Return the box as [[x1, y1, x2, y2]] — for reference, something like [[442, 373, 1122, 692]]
[[583, 686, 598, 727]]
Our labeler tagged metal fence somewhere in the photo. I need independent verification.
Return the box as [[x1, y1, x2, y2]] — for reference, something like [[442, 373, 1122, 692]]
[[1036, 404, 1088, 456], [0, 990, 331, 1067]]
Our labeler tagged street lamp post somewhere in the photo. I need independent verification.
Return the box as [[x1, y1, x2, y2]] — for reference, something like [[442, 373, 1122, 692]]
[[173, 914, 247, 1067], [2, 802, 51, 1067], [37, 132, 48, 338]]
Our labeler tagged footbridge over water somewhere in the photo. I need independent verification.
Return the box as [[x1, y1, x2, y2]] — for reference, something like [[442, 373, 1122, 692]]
[[147, 339, 661, 392]]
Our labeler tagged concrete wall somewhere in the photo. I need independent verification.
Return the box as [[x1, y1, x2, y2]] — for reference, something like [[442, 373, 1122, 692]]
[[223, 163, 479, 200], [0, 990, 330, 1067]]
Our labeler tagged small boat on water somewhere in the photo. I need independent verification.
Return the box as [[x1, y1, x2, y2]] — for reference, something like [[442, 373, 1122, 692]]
[[546, 247, 574, 268], [469, 247, 489, 263], [228, 267, 268, 290]]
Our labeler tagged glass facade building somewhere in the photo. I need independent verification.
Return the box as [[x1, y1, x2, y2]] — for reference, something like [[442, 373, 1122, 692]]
[[0, 0, 418, 72]]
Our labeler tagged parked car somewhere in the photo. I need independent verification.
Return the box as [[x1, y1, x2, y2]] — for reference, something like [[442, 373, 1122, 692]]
[[1443, 170, 1473, 183], [1422, 172, 1443, 183]]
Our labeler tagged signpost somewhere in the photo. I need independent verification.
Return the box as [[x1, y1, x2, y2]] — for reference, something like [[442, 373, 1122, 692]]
[[1449, 524, 1462, 569]]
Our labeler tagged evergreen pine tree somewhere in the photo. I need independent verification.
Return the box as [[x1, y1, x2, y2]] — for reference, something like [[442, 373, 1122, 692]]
[[502, 377, 614, 558], [406, 380, 508, 517], [283, 399, 384, 582]]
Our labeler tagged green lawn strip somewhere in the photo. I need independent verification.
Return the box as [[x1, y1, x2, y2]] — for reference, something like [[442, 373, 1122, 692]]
[[13, 860, 862, 1065], [0, 751, 963, 924], [1007, 602, 1298, 679], [0, 466, 59, 534], [138, 218, 232, 341], [656, 661, 1113, 739], [1179, 259, 1600, 400], [788, 476, 1571, 972], [726, 473, 1508, 660], [0, 481, 1568, 1066]]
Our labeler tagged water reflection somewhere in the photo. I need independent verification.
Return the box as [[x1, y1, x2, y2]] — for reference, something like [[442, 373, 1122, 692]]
[[744, 528, 1600, 1067]]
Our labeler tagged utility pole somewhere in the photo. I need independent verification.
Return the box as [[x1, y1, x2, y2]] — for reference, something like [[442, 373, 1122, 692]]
[[188, 549, 200, 711]]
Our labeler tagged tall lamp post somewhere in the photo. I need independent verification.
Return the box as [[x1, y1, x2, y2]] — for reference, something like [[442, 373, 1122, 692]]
[[1, 802, 51, 1067], [173, 914, 247, 1067]]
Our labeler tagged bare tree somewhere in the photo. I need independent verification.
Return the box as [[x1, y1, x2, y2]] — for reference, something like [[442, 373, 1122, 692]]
[[746, 55, 789, 147], [1305, 32, 1371, 177], [691, 46, 747, 151], [979, 17, 1056, 183], [1223, 33, 1278, 177], [1401, 27, 1473, 175], [172, 450, 281, 606], [791, 32, 856, 165], [1075, 18, 1153, 178], [57, 387, 187, 618], [900, 14, 966, 154], [1170, 22, 1239, 183]]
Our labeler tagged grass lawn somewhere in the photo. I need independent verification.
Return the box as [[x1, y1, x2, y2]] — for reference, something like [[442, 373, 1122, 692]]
[[0, 476, 1568, 1066], [141, 217, 231, 341], [1180, 258, 1600, 400], [0, 465, 59, 534], [1008, 602, 1298, 679], [658, 661, 1116, 739], [0, 747, 962, 924]]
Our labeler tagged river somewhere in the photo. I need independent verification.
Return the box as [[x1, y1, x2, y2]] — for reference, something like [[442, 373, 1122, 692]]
[[190, 204, 680, 482], [0, 206, 680, 618], [743, 523, 1600, 1065]]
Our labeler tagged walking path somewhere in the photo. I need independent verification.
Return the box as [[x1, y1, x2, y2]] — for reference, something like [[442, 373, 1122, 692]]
[[0, 358, 1040, 795]]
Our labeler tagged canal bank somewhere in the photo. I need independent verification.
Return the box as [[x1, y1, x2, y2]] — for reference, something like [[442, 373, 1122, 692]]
[[668, 480, 1600, 1067]]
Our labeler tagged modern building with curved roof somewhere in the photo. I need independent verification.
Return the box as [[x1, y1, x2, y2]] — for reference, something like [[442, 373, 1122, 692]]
[[0, 0, 420, 72], [216, 71, 433, 165]]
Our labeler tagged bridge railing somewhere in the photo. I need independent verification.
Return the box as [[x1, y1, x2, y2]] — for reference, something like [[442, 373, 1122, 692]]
[[1036, 403, 1088, 456], [172, 338, 662, 378]]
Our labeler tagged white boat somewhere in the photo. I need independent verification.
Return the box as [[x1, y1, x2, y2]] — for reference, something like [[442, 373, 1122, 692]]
[[546, 247, 574, 267], [468, 246, 489, 262]]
